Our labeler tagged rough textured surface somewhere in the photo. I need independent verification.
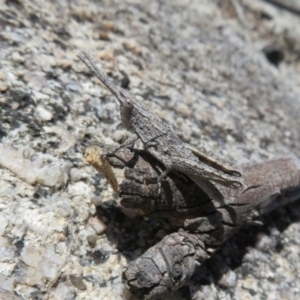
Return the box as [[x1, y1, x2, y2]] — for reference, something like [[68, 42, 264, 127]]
[[1, 0, 300, 299]]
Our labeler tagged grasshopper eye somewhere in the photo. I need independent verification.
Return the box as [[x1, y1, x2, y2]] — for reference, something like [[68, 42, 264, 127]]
[[124, 98, 134, 111], [119, 90, 134, 109]]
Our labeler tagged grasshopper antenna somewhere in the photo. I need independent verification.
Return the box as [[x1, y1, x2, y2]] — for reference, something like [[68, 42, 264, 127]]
[[77, 52, 123, 102]]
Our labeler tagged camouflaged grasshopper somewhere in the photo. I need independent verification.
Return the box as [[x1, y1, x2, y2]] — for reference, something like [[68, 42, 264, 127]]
[[78, 52, 243, 203]]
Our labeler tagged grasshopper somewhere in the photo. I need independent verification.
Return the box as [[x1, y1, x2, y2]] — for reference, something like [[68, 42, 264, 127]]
[[78, 52, 243, 203]]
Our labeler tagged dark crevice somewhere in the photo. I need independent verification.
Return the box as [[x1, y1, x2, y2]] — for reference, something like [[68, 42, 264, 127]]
[[241, 184, 263, 194]]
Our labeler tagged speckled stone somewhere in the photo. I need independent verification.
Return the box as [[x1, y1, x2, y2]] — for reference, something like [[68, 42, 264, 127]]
[[218, 269, 237, 288], [88, 217, 107, 235], [69, 275, 87, 291], [0, 71, 8, 81], [0, 0, 300, 300]]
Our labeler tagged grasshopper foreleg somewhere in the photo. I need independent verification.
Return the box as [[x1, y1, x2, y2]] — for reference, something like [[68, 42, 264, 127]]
[[106, 135, 138, 157]]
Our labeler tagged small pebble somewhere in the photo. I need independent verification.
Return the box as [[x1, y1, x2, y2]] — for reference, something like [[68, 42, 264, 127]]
[[89, 204, 96, 215], [0, 275, 13, 292], [218, 269, 237, 288], [34, 92, 50, 101], [11, 52, 25, 64], [90, 250, 109, 264], [35, 105, 53, 121], [56, 59, 71, 69], [10, 101, 19, 110], [0, 82, 9, 92], [0, 71, 8, 81], [0, 288, 22, 300], [88, 217, 107, 234], [70, 275, 87, 291], [20, 245, 41, 268], [255, 233, 274, 252], [98, 31, 111, 41], [51, 282, 74, 299], [87, 234, 97, 248], [176, 103, 190, 117], [112, 130, 128, 143], [70, 168, 82, 182], [90, 196, 102, 207], [23, 72, 46, 90], [242, 275, 258, 291]]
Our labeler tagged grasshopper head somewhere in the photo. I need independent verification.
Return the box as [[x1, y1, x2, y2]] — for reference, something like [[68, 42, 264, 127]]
[[117, 89, 134, 112]]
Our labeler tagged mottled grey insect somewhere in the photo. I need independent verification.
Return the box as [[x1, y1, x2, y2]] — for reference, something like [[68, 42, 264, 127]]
[[78, 52, 243, 203]]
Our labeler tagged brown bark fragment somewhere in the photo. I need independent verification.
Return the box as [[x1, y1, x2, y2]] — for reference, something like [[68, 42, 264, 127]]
[[85, 145, 300, 299]]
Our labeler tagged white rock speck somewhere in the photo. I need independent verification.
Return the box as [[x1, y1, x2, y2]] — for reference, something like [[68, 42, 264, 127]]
[[88, 217, 107, 234], [35, 105, 53, 121], [0, 71, 8, 81], [0, 275, 14, 292], [218, 269, 237, 288], [11, 52, 24, 64], [21, 245, 41, 268]]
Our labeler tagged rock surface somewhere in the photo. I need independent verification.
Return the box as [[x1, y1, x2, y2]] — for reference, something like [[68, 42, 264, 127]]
[[0, 0, 300, 299]]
